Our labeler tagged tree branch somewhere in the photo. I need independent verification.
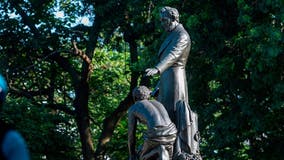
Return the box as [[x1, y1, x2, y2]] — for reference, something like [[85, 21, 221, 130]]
[[8, 85, 75, 116], [94, 92, 133, 159], [44, 104, 76, 116]]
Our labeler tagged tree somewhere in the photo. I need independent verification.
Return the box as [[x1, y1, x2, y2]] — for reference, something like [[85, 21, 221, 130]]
[[0, 0, 283, 159], [1, 0, 155, 159], [182, 0, 283, 159], [1, 0, 95, 158]]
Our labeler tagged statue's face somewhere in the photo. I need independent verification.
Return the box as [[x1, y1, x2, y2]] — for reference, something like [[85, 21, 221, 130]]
[[160, 16, 172, 32]]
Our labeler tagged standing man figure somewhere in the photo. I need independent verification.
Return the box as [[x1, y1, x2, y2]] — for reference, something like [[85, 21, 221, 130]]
[[145, 6, 190, 122], [0, 74, 30, 160], [128, 86, 177, 160], [145, 6, 201, 159]]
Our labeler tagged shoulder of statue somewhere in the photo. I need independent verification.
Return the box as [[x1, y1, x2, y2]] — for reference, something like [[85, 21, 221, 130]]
[[149, 100, 163, 107], [173, 23, 182, 30], [139, 100, 150, 106], [130, 101, 145, 109]]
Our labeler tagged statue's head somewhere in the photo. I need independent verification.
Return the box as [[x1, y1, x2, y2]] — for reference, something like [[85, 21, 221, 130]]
[[132, 86, 151, 102], [0, 74, 8, 106], [160, 6, 179, 32]]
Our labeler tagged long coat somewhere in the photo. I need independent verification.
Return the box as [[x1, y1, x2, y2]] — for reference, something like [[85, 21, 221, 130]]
[[155, 24, 191, 122]]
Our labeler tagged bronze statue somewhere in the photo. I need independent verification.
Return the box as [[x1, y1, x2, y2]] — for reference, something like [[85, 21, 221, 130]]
[[128, 86, 177, 160], [145, 6, 201, 159], [145, 6, 190, 122]]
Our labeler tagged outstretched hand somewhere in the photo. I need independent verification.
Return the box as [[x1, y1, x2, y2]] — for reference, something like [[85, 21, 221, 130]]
[[145, 68, 159, 76]]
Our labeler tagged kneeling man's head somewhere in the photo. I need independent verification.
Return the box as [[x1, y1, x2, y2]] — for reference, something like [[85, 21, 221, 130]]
[[132, 86, 151, 102]]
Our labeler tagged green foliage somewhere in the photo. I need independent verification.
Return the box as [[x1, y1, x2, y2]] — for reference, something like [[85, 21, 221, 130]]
[[0, 0, 283, 159], [181, 0, 283, 159], [88, 47, 131, 159], [2, 97, 80, 160], [89, 47, 130, 116]]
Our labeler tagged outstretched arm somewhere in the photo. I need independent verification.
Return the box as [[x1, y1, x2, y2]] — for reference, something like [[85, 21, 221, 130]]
[[156, 33, 189, 73]]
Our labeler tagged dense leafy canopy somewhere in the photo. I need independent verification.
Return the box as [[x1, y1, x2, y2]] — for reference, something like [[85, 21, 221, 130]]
[[0, 0, 283, 160]]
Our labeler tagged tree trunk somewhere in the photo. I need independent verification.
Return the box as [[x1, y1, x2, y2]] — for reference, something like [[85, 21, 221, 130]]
[[75, 15, 102, 160], [74, 81, 95, 160], [94, 23, 140, 159]]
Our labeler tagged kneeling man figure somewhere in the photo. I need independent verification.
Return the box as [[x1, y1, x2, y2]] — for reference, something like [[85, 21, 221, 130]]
[[128, 86, 177, 160]]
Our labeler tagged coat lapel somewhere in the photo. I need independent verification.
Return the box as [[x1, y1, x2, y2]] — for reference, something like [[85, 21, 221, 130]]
[[158, 33, 173, 58], [157, 24, 182, 57]]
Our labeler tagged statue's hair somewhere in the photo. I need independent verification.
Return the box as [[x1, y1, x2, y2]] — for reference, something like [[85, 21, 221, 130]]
[[132, 86, 151, 101], [160, 6, 179, 22]]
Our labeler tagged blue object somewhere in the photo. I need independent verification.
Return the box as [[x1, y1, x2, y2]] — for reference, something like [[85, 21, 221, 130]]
[[2, 130, 30, 160], [0, 74, 8, 102]]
